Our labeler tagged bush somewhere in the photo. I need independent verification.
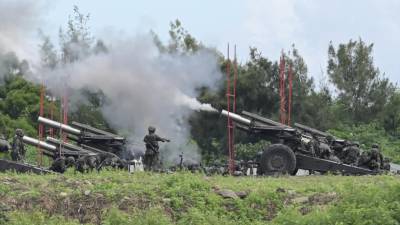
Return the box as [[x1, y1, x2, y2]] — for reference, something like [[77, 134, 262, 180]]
[[329, 123, 400, 163], [235, 140, 270, 161]]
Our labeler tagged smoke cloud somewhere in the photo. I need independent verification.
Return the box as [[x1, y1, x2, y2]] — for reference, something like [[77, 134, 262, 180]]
[[0, 0, 44, 62], [39, 35, 221, 164], [0, 1, 221, 165]]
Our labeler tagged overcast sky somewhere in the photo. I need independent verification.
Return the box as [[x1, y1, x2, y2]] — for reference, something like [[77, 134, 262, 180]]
[[16, 0, 400, 85]]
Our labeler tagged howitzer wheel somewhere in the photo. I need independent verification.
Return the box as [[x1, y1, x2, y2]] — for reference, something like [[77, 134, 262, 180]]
[[260, 144, 297, 175]]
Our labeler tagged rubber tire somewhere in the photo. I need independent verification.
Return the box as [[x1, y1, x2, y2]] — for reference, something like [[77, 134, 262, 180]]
[[260, 144, 297, 175], [291, 167, 299, 176]]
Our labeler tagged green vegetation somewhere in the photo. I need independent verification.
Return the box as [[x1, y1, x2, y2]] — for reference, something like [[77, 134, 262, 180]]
[[0, 171, 399, 225], [329, 123, 400, 163]]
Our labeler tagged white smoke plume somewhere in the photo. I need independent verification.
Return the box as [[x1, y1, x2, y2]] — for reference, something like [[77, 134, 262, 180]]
[[0, 0, 44, 62], [0, 1, 221, 165], [38, 35, 221, 164]]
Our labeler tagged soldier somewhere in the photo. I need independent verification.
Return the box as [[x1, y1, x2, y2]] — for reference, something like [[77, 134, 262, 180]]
[[382, 157, 391, 171], [74, 155, 97, 173], [358, 151, 371, 168], [10, 129, 25, 162], [66, 156, 76, 168], [143, 126, 170, 171], [342, 142, 361, 165], [358, 144, 382, 171], [49, 156, 67, 173], [75, 156, 88, 173], [317, 142, 332, 160], [327, 135, 346, 160], [115, 158, 128, 169], [96, 153, 124, 171], [369, 143, 383, 171], [0, 134, 10, 153], [85, 155, 98, 172]]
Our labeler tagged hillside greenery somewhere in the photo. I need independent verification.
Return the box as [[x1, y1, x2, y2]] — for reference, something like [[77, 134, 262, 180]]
[[0, 171, 400, 225]]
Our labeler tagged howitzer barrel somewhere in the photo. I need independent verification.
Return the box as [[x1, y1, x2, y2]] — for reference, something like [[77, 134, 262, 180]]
[[294, 123, 329, 138], [242, 111, 290, 128], [45, 137, 95, 155], [221, 110, 251, 125], [38, 116, 81, 135], [22, 136, 57, 151]]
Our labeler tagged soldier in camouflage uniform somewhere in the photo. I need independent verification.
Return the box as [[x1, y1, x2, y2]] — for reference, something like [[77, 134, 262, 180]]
[[382, 157, 391, 171], [370, 143, 383, 170], [0, 134, 10, 153], [74, 155, 96, 173], [75, 156, 88, 173], [143, 126, 170, 171], [358, 143, 382, 171], [342, 142, 361, 165], [10, 129, 25, 162], [49, 156, 75, 173], [49, 156, 66, 173]]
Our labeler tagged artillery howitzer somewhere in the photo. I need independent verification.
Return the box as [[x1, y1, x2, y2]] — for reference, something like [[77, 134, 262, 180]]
[[22, 135, 98, 159], [36, 116, 126, 155], [21, 116, 125, 160], [221, 110, 378, 175], [10, 117, 127, 173], [0, 135, 54, 174]]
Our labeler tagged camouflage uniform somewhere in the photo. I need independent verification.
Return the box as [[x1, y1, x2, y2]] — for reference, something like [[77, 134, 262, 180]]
[[358, 151, 370, 167], [143, 126, 169, 171], [382, 158, 391, 171], [317, 142, 332, 159], [10, 129, 25, 162], [358, 144, 382, 171], [75, 155, 97, 173], [0, 134, 10, 153], [369, 144, 382, 171], [49, 157, 67, 173], [342, 142, 360, 165], [326, 136, 345, 160], [94, 151, 126, 171], [75, 157, 88, 173]]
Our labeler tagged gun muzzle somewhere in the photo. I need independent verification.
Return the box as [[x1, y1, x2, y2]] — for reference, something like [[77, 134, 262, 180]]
[[221, 110, 251, 125], [38, 116, 81, 135]]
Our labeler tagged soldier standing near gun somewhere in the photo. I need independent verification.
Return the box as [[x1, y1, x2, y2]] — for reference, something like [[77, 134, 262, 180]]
[[11, 129, 25, 162], [143, 126, 170, 171]]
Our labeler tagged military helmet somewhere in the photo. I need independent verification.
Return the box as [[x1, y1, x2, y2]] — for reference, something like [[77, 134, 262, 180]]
[[66, 156, 75, 165], [326, 135, 334, 142], [15, 129, 24, 137], [148, 126, 156, 133], [372, 143, 380, 149]]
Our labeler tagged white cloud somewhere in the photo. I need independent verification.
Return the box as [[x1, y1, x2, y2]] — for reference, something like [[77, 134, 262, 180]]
[[0, 0, 47, 61]]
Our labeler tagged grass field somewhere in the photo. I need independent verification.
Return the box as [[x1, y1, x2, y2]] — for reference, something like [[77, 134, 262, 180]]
[[0, 170, 400, 225]]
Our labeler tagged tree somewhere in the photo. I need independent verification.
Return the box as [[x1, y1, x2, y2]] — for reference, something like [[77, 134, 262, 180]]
[[167, 19, 202, 54], [0, 52, 29, 78], [383, 91, 400, 136], [39, 32, 58, 69], [327, 39, 395, 124], [59, 5, 93, 64]]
